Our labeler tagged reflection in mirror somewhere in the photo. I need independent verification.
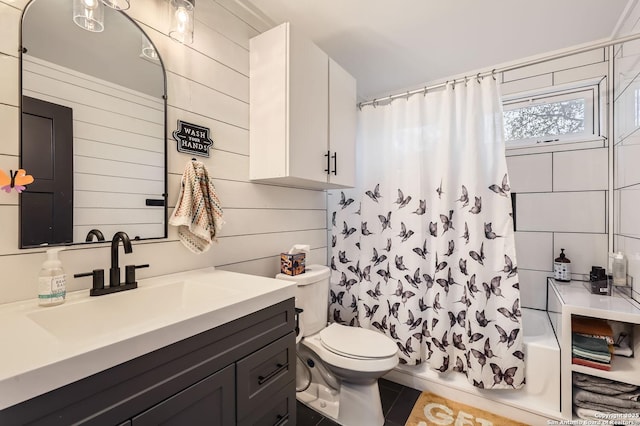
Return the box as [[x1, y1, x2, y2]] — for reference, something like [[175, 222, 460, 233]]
[[20, 0, 167, 248]]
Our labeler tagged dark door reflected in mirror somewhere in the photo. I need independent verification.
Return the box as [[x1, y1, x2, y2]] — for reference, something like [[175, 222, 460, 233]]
[[20, 0, 167, 248]]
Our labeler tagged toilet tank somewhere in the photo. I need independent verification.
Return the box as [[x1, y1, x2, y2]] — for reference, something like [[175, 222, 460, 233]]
[[276, 264, 330, 336]]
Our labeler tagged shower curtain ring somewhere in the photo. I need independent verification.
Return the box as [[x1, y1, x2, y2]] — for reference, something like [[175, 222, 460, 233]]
[[373, 98, 378, 108], [423, 86, 427, 96], [464, 76, 469, 87], [476, 73, 481, 83], [492, 69, 497, 80], [406, 91, 410, 100], [452, 80, 456, 90], [358, 102, 363, 111]]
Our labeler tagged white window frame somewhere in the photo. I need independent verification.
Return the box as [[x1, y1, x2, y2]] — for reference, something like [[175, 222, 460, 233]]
[[502, 81, 601, 149]]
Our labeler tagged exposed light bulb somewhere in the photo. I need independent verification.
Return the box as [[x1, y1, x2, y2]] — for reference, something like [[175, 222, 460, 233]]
[[73, 0, 104, 32], [169, 0, 194, 44], [83, 0, 98, 8]]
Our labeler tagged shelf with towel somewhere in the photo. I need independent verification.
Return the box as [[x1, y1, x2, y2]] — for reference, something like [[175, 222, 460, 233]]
[[548, 278, 640, 420]]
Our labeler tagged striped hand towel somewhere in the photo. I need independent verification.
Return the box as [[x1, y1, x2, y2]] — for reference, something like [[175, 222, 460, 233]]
[[169, 160, 224, 253]]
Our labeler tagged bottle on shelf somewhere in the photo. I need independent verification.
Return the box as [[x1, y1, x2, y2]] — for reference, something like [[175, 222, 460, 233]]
[[554, 248, 571, 282]]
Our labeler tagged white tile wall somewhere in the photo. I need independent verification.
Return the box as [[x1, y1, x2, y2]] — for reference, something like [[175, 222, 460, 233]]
[[618, 187, 640, 237], [553, 148, 608, 191], [506, 153, 552, 193], [516, 191, 606, 233], [514, 231, 553, 271], [518, 269, 552, 310], [553, 232, 608, 276], [615, 143, 640, 189], [0, 0, 329, 305]]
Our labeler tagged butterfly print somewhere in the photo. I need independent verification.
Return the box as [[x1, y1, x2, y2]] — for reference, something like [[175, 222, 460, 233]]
[[469, 196, 482, 214], [453, 356, 465, 373], [482, 276, 504, 299], [495, 324, 520, 348], [448, 310, 466, 328], [355, 242, 360, 250], [489, 174, 510, 197], [347, 261, 361, 277], [469, 332, 484, 343], [422, 272, 434, 289], [390, 323, 400, 340], [365, 184, 381, 202], [435, 356, 450, 373], [457, 185, 469, 207], [383, 238, 393, 252], [338, 272, 357, 291], [466, 274, 479, 296], [338, 192, 354, 209], [475, 310, 494, 327], [349, 294, 358, 313], [490, 363, 517, 387], [503, 254, 518, 278], [405, 310, 422, 330], [372, 315, 388, 332], [331, 211, 336, 227], [418, 297, 429, 312], [413, 199, 426, 215], [395, 255, 409, 271], [498, 298, 522, 322], [445, 239, 455, 256], [459, 258, 468, 275], [395, 189, 412, 208], [436, 180, 444, 199], [432, 293, 442, 314], [462, 222, 470, 244], [512, 282, 520, 290], [452, 333, 466, 351], [422, 320, 431, 338], [435, 253, 448, 273], [331, 235, 337, 248], [330, 289, 344, 305], [473, 380, 485, 389], [484, 222, 500, 239], [469, 242, 485, 265], [377, 264, 392, 283], [338, 250, 351, 264], [398, 222, 415, 242], [359, 265, 371, 282], [429, 221, 438, 237], [412, 332, 424, 343], [432, 331, 449, 352], [0, 169, 34, 193], [394, 280, 416, 305], [440, 210, 455, 233], [388, 300, 400, 319], [432, 317, 440, 329], [413, 239, 428, 259], [361, 222, 374, 236], [349, 317, 358, 327], [355, 202, 361, 215], [470, 338, 496, 370], [366, 282, 382, 300], [333, 308, 344, 324], [364, 303, 379, 319], [371, 248, 388, 266], [378, 212, 392, 230], [330, 256, 337, 271], [456, 293, 471, 308], [404, 268, 422, 289], [397, 337, 415, 357], [342, 221, 357, 238], [512, 350, 525, 361], [436, 268, 459, 293]]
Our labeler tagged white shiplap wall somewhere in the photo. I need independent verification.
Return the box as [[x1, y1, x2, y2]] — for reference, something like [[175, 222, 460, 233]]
[[502, 50, 610, 310], [0, 0, 327, 305]]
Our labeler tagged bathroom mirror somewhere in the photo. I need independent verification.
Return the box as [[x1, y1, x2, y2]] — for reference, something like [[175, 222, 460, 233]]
[[20, 0, 167, 248]]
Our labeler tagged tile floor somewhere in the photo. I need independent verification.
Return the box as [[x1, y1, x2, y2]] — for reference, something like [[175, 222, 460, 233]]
[[295, 378, 421, 426]]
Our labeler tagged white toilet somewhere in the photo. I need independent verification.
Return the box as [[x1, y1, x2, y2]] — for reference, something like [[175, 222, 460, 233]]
[[276, 265, 399, 426]]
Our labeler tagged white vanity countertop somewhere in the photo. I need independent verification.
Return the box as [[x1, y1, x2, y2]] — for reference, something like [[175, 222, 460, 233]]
[[0, 267, 296, 411], [549, 279, 640, 323]]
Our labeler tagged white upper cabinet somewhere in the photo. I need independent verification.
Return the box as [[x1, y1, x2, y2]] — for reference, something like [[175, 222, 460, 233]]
[[249, 23, 356, 189]]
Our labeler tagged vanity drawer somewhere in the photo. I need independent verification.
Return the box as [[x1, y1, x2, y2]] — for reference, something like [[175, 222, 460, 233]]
[[237, 380, 296, 426], [236, 331, 295, 417]]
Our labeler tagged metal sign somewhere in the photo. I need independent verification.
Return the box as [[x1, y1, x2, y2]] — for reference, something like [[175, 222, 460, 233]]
[[172, 120, 213, 157]]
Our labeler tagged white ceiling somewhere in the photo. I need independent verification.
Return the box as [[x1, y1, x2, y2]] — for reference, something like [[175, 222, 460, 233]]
[[242, 0, 631, 100]]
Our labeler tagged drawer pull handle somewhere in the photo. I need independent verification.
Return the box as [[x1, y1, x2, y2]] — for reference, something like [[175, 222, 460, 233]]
[[258, 362, 288, 385], [274, 413, 289, 426]]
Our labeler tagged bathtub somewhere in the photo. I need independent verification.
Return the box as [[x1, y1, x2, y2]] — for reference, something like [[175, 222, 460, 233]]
[[386, 308, 561, 418]]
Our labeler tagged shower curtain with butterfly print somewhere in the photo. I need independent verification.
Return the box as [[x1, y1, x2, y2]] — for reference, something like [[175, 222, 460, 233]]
[[328, 77, 525, 389]]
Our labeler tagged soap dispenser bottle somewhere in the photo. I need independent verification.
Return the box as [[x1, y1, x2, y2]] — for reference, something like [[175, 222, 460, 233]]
[[554, 248, 571, 282], [38, 247, 66, 306]]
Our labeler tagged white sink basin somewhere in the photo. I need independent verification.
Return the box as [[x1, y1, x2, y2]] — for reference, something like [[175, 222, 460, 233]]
[[26, 279, 243, 342]]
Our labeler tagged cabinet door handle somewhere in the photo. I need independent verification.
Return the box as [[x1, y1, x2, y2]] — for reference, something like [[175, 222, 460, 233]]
[[331, 152, 337, 175], [274, 413, 289, 426], [258, 362, 288, 385], [324, 150, 331, 174]]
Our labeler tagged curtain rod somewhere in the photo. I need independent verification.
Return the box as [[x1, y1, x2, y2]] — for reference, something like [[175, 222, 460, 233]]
[[358, 31, 640, 109]]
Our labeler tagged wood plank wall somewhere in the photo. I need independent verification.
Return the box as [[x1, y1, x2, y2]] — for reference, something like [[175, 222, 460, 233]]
[[0, 0, 327, 304]]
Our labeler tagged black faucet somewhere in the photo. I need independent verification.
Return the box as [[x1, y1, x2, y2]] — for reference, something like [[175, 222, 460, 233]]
[[85, 229, 105, 242], [110, 231, 132, 287]]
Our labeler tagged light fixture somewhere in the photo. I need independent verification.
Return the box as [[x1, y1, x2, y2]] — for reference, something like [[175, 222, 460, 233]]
[[141, 35, 159, 61], [102, 0, 130, 10], [73, 0, 104, 32], [169, 0, 195, 44]]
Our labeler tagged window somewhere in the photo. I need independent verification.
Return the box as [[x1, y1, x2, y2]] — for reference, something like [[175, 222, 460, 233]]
[[503, 84, 599, 148]]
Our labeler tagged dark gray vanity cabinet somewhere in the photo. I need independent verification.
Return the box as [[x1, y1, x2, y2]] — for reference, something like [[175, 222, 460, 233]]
[[0, 299, 296, 426]]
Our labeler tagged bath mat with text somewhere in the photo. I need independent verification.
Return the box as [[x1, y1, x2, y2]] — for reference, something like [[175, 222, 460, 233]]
[[405, 392, 530, 426]]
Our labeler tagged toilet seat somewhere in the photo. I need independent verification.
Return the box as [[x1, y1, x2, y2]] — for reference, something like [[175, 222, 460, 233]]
[[319, 323, 398, 359]]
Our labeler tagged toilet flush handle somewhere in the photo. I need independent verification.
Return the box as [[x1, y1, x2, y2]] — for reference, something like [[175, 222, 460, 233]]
[[294, 308, 304, 336]]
